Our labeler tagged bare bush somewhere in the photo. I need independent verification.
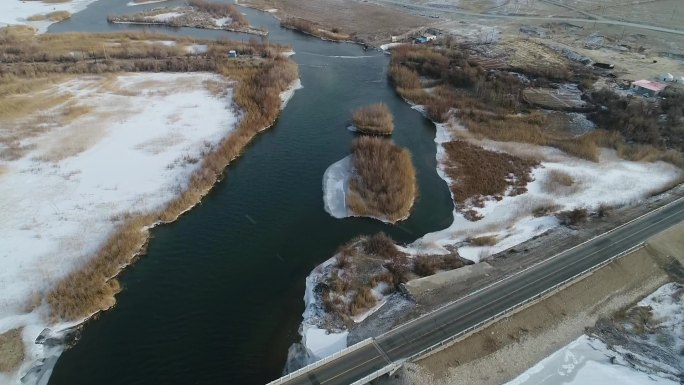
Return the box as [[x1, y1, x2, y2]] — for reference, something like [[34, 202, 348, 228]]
[[556, 207, 588, 226], [350, 287, 377, 316], [363, 232, 400, 259], [352, 103, 394, 134], [347, 136, 417, 222], [414, 255, 439, 277], [469, 235, 498, 246], [541, 169, 578, 195], [442, 140, 538, 211]]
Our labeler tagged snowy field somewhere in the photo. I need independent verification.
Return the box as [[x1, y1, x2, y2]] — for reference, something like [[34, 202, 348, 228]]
[[0, 72, 238, 384], [506, 282, 684, 385], [0, 0, 98, 33], [407, 113, 683, 262]]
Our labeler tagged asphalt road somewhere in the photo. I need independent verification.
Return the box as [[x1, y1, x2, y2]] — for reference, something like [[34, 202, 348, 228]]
[[275, 197, 684, 385]]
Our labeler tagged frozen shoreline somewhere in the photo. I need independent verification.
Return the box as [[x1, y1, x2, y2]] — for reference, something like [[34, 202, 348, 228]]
[[0, 73, 302, 385], [293, 97, 683, 366], [322, 156, 351, 219], [0, 0, 99, 33]]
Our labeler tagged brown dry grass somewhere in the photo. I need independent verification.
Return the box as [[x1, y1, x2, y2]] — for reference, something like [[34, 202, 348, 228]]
[[541, 169, 578, 196], [347, 136, 417, 223], [469, 235, 498, 246], [280, 17, 350, 42], [389, 45, 684, 169], [27, 11, 71, 22], [7, 30, 299, 321], [0, 328, 24, 373], [442, 140, 538, 214], [352, 103, 394, 135]]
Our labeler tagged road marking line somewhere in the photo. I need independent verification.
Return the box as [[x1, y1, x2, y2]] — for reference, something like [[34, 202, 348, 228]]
[[382, 204, 684, 355], [379, 196, 684, 341]]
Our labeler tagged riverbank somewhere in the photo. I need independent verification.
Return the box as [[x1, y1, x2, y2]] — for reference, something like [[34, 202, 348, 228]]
[[287, 37, 684, 371], [0, 0, 98, 33], [238, 0, 429, 46], [0, 24, 299, 385], [108, 5, 268, 36]]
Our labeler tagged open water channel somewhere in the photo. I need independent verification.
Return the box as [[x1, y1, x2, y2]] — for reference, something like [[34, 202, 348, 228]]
[[47, 2, 453, 384]]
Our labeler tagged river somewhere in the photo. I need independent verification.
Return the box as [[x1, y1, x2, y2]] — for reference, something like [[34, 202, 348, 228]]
[[46, 2, 453, 384]]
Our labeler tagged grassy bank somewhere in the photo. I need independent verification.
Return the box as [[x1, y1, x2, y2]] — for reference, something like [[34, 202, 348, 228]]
[[388, 44, 684, 168], [107, 1, 266, 35], [442, 141, 538, 220], [0, 27, 299, 321], [347, 137, 417, 223], [280, 17, 351, 42], [352, 103, 394, 135]]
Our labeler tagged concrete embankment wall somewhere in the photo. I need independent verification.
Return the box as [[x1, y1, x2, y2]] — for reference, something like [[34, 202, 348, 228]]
[[390, 223, 684, 385]]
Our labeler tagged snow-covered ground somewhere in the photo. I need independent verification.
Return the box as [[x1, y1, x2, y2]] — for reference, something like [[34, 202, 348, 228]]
[[0, 72, 238, 384], [506, 282, 684, 385], [296, 99, 683, 363], [407, 113, 683, 262], [0, 0, 98, 33]]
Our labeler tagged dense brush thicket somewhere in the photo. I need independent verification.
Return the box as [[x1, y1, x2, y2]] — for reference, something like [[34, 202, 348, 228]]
[[347, 137, 417, 222]]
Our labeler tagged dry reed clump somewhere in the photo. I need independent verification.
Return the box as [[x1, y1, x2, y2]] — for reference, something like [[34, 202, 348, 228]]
[[469, 235, 498, 246], [351, 103, 394, 135], [35, 32, 298, 321], [280, 17, 350, 41], [541, 169, 579, 196], [27, 11, 71, 22], [442, 140, 538, 211], [0, 328, 24, 373], [188, 0, 249, 27], [346, 136, 417, 223]]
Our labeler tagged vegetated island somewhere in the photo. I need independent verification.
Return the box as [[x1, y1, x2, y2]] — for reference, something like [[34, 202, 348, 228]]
[[0, 25, 298, 382], [108, 0, 267, 36], [323, 136, 417, 223], [349, 103, 394, 135], [280, 17, 352, 42]]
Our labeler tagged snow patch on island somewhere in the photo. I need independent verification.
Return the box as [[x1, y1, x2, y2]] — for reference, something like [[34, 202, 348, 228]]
[[322, 156, 351, 219], [280, 78, 302, 109]]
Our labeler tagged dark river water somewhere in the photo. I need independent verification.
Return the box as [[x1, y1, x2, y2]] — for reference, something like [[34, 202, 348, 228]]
[[46, 2, 453, 384]]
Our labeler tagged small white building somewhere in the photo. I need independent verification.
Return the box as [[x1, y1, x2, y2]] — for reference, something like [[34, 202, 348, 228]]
[[423, 33, 437, 42], [659, 73, 674, 82]]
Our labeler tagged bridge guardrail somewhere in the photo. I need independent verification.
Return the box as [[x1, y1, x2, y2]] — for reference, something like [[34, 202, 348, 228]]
[[266, 337, 374, 385], [405, 242, 645, 362]]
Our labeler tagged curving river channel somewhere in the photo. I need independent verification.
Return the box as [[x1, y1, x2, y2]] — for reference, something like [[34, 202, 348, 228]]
[[46, 2, 453, 384]]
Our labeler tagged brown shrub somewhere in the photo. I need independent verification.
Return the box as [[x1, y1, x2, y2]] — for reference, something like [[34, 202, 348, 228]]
[[350, 287, 377, 316], [280, 17, 349, 41], [187, 0, 248, 27], [442, 140, 538, 210], [541, 169, 579, 195], [352, 103, 394, 135], [556, 208, 588, 226], [363, 232, 400, 259], [413, 255, 439, 277], [347, 137, 417, 222], [469, 235, 498, 246]]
